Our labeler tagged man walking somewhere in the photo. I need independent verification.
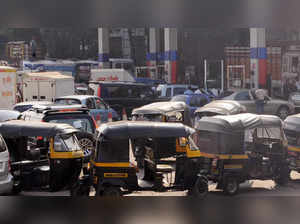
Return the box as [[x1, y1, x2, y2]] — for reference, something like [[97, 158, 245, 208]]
[[255, 89, 266, 114]]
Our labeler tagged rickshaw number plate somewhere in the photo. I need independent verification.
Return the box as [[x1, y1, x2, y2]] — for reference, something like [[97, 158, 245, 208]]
[[104, 173, 128, 178]]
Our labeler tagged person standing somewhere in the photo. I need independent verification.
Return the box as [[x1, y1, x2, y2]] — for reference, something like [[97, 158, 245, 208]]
[[184, 86, 194, 95], [255, 89, 266, 114]]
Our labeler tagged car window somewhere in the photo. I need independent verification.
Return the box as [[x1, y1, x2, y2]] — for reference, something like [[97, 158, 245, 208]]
[[86, 98, 96, 109], [55, 99, 81, 105], [235, 91, 251, 101], [166, 88, 172, 97], [94, 97, 107, 109], [173, 87, 186, 96], [0, 135, 7, 153]]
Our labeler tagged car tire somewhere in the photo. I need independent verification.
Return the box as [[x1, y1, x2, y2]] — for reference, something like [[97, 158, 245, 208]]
[[76, 132, 96, 159], [277, 106, 290, 120]]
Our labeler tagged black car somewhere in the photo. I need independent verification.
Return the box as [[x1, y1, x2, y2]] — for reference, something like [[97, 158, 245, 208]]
[[88, 81, 165, 117], [21, 104, 97, 158]]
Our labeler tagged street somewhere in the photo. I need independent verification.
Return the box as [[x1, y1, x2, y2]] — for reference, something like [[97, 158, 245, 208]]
[[20, 171, 300, 197]]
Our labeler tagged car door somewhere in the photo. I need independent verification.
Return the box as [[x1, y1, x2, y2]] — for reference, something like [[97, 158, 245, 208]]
[[0, 136, 10, 183], [234, 91, 256, 113], [93, 97, 109, 123]]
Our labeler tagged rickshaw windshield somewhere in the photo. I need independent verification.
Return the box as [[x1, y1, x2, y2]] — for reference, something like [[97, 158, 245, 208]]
[[132, 114, 163, 122], [54, 134, 81, 152], [245, 127, 283, 143], [188, 134, 199, 151]]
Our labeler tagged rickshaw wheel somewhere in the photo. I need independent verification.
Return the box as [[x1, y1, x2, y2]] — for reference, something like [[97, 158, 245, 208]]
[[274, 165, 290, 186], [223, 177, 239, 196], [189, 176, 208, 198], [102, 187, 122, 197]]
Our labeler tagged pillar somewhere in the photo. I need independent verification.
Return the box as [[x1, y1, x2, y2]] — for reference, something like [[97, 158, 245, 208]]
[[98, 28, 110, 68], [146, 28, 160, 79], [250, 28, 267, 89], [164, 28, 178, 83]]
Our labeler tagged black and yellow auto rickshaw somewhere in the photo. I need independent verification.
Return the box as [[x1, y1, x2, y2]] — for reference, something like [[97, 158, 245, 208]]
[[0, 120, 84, 193], [194, 100, 246, 122], [75, 121, 207, 196], [132, 101, 192, 126], [191, 113, 289, 196], [283, 114, 300, 174]]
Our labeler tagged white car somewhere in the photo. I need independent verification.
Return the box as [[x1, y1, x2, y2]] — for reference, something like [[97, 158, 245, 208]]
[[156, 84, 198, 98], [0, 135, 13, 194]]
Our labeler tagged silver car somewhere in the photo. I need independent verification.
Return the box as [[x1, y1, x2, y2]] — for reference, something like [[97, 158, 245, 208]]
[[223, 89, 295, 120], [0, 135, 13, 194]]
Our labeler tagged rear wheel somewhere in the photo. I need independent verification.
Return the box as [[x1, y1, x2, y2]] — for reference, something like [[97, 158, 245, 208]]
[[223, 177, 239, 196], [188, 176, 208, 198], [274, 165, 290, 186], [76, 133, 95, 159]]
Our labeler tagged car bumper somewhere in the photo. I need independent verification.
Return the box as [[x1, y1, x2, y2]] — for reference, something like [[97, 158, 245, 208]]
[[0, 174, 13, 194]]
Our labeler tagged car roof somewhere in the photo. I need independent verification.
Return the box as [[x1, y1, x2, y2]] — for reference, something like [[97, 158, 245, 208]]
[[55, 95, 96, 101], [14, 101, 53, 106], [89, 81, 149, 86]]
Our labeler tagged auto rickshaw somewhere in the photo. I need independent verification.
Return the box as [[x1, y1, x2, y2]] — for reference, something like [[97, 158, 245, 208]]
[[74, 121, 206, 196], [191, 113, 289, 196], [131, 102, 193, 177], [283, 114, 300, 174], [0, 120, 84, 193], [194, 100, 246, 123], [132, 101, 192, 126]]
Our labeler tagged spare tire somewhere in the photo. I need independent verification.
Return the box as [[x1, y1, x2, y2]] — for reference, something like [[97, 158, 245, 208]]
[[76, 132, 96, 161]]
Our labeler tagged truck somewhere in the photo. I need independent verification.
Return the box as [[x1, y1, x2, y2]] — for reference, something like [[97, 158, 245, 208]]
[[0, 66, 18, 109], [21, 72, 75, 102], [90, 68, 136, 82]]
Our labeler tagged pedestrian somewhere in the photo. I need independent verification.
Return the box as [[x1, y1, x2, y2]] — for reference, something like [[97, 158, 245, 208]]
[[255, 89, 266, 114], [184, 86, 194, 95]]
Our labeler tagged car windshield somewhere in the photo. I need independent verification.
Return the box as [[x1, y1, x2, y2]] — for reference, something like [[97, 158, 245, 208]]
[[14, 105, 33, 112], [171, 95, 187, 102], [48, 118, 93, 133]]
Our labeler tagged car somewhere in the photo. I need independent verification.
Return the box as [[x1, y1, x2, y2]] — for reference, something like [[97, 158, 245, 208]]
[[54, 95, 119, 124], [0, 110, 21, 122], [222, 89, 295, 120], [21, 104, 97, 157], [156, 84, 198, 99], [88, 81, 164, 117], [0, 134, 13, 195], [13, 101, 53, 113]]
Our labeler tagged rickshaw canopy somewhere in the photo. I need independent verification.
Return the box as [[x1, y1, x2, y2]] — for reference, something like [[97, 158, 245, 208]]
[[131, 101, 192, 126], [132, 101, 189, 115], [97, 121, 195, 140], [195, 113, 282, 134], [283, 114, 300, 132], [195, 100, 246, 116], [0, 120, 78, 138]]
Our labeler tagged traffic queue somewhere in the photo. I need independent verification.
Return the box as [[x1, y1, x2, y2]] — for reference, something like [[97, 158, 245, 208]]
[[0, 94, 300, 197]]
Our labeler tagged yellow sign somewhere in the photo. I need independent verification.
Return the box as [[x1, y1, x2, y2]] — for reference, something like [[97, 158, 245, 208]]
[[104, 173, 128, 178]]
